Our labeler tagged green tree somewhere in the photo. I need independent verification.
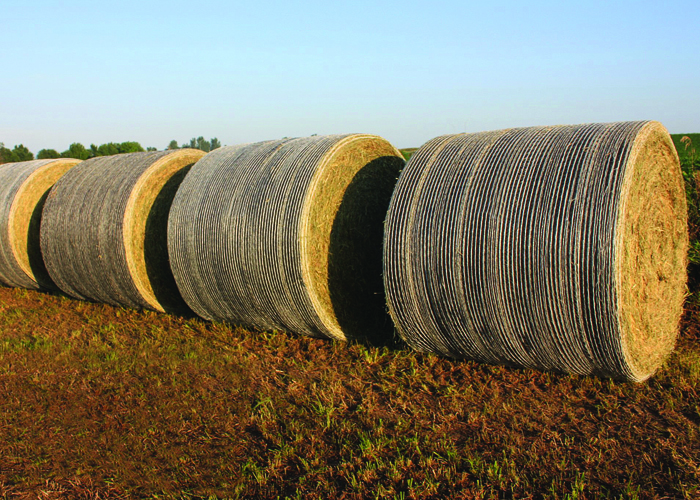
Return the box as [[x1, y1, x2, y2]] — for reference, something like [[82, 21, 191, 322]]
[[180, 136, 221, 152], [37, 149, 61, 159], [97, 143, 120, 157], [147, 147, 157, 151], [167, 140, 179, 150], [195, 136, 211, 152], [61, 143, 90, 160], [119, 141, 144, 154], [0, 143, 13, 164], [11, 144, 34, 162]]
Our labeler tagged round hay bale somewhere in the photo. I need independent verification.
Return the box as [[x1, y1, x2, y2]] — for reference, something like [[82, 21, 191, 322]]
[[384, 121, 687, 381], [40, 149, 205, 312], [0, 158, 81, 289], [168, 134, 404, 341]]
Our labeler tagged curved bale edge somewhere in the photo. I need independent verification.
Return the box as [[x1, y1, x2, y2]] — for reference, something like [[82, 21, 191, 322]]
[[0, 158, 81, 289], [40, 149, 205, 312], [383, 121, 687, 382]]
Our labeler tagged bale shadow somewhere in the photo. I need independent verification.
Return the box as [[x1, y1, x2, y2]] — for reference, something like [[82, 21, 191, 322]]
[[327, 155, 405, 347], [28, 190, 56, 290], [144, 166, 194, 315]]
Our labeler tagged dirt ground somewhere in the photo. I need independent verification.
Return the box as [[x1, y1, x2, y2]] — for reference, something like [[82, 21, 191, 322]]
[[0, 286, 698, 499]]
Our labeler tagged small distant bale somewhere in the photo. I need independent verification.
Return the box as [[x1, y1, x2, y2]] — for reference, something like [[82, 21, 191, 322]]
[[168, 134, 404, 342], [0, 158, 81, 289], [384, 121, 688, 382], [40, 149, 205, 312]]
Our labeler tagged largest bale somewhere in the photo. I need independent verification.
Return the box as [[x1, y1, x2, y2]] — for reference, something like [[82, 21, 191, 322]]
[[40, 149, 205, 312], [168, 134, 404, 341], [0, 158, 81, 289], [384, 121, 688, 382]]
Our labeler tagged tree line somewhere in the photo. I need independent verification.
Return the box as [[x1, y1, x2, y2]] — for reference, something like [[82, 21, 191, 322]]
[[168, 137, 221, 152], [0, 137, 221, 164]]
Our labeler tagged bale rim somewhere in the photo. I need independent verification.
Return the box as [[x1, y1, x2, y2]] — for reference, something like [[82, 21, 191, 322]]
[[123, 149, 206, 311], [616, 121, 688, 380]]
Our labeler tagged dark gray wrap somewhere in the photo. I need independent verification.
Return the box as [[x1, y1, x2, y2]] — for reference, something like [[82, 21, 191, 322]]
[[40, 151, 177, 309], [383, 122, 649, 380]]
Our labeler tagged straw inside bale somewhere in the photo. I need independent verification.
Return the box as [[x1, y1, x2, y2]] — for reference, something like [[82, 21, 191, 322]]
[[123, 149, 204, 312], [616, 122, 688, 380], [168, 134, 404, 341], [383, 121, 687, 381], [0, 158, 80, 289], [40, 149, 204, 312], [302, 136, 405, 340]]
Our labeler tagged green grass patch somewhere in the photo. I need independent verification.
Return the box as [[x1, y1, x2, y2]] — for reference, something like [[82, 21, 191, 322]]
[[670, 134, 700, 303], [399, 148, 417, 161], [671, 133, 700, 166]]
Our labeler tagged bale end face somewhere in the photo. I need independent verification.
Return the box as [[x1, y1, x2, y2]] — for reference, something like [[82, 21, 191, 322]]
[[301, 135, 405, 342], [617, 121, 689, 381], [123, 148, 206, 313], [8, 158, 81, 288]]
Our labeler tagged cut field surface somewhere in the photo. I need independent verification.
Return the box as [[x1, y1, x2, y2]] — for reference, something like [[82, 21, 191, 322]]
[[0, 287, 698, 499]]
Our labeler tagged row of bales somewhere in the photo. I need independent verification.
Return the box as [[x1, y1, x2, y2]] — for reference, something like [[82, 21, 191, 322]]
[[0, 121, 688, 382]]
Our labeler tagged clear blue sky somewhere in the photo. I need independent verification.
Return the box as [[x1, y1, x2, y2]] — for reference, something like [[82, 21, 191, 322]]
[[1, 0, 698, 152]]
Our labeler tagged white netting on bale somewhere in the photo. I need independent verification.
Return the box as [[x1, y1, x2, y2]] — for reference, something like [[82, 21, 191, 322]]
[[168, 134, 404, 341], [40, 149, 205, 312], [383, 121, 688, 381], [0, 158, 81, 289]]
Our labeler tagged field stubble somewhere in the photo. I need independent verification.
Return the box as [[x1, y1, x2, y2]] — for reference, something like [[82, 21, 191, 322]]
[[0, 286, 698, 499]]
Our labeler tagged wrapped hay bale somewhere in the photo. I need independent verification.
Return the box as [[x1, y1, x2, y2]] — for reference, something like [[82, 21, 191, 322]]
[[168, 134, 404, 341], [0, 158, 81, 289], [40, 149, 205, 312], [384, 121, 688, 381]]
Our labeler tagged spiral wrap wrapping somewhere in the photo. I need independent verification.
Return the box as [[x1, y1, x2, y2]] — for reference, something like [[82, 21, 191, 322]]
[[40, 149, 204, 312], [168, 134, 404, 341], [384, 121, 687, 381]]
